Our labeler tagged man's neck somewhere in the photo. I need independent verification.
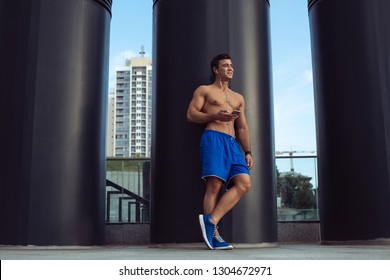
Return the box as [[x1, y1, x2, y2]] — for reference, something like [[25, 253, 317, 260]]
[[213, 79, 229, 89]]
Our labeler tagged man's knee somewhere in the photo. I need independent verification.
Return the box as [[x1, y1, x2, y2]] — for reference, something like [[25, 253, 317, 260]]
[[206, 177, 223, 195], [235, 176, 251, 194]]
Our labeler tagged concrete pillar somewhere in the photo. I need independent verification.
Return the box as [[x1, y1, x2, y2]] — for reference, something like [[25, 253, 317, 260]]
[[151, 0, 276, 243], [308, 0, 390, 242], [0, 0, 111, 245]]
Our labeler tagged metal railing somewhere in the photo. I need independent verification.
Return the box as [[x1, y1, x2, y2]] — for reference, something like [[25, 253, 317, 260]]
[[106, 158, 150, 223], [105, 155, 319, 223]]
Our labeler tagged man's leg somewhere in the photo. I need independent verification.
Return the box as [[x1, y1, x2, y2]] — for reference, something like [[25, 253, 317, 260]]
[[203, 177, 223, 237], [210, 174, 251, 226], [200, 175, 250, 249], [199, 177, 223, 249], [203, 177, 223, 214]]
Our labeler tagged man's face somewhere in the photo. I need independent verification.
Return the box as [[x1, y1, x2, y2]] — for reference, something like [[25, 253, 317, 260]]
[[216, 59, 234, 80]]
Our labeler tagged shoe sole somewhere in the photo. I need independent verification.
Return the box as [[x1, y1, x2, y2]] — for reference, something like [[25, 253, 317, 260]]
[[199, 214, 214, 249], [214, 245, 234, 250]]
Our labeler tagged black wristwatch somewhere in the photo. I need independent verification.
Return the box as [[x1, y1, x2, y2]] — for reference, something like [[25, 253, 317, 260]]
[[244, 150, 252, 156]]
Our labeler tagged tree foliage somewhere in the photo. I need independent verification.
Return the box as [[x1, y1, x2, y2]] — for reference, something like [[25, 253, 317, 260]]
[[276, 169, 316, 209]]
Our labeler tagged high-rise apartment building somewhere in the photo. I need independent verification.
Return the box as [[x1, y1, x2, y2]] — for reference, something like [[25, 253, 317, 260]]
[[112, 55, 152, 157]]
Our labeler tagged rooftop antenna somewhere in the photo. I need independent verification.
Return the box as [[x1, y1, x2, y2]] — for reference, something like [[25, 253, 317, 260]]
[[139, 45, 145, 57]]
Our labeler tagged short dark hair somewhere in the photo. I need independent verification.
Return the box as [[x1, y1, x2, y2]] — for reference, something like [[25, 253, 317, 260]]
[[210, 53, 231, 75]]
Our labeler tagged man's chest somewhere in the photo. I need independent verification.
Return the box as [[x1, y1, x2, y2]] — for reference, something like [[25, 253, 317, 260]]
[[206, 92, 240, 109]]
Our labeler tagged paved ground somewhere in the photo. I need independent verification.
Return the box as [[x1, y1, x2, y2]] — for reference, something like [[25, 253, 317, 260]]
[[1, 242, 390, 260]]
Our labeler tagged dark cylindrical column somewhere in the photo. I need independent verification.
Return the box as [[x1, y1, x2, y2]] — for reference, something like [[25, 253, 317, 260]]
[[308, 0, 390, 242], [0, 0, 111, 245], [151, 0, 276, 243], [228, 0, 276, 243]]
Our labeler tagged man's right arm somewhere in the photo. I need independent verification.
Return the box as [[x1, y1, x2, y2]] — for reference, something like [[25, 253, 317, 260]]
[[186, 86, 216, 124]]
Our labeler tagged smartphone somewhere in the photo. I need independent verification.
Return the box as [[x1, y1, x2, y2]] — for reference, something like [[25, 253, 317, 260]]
[[232, 109, 241, 116]]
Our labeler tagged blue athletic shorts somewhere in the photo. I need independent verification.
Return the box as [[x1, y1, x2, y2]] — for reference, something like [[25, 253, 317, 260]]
[[200, 129, 250, 188]]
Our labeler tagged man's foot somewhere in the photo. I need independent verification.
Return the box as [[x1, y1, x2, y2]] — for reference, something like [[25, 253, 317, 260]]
[[213, 235, 233, 250], [199, 214, 215, 249]]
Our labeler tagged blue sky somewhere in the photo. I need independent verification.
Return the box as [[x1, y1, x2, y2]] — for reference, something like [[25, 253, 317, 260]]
[[109, 0, 317, 154]]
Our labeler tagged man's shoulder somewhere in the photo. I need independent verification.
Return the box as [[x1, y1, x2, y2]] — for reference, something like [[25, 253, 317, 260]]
[[196, 84, 213, 91], [194, 84, 214, 95], [230, 89, 244, 99]]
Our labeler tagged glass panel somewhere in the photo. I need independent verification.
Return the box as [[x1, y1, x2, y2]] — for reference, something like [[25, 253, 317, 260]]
[[106, 158, 151, 223], [276, 156, 319, 221], [106, 157, 318, 223]]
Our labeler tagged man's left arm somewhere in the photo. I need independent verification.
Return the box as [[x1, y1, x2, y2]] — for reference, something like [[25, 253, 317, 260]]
[[235, 100, 253, 169]]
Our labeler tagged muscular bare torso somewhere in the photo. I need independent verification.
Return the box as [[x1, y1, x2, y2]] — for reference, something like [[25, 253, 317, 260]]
[[187, 75, 253, 169], [200, 84, 243, 136]]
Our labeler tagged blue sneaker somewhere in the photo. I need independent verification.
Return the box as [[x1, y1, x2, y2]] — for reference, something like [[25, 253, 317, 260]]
[[213, 235, 233, 250], [199, 214, 215, 249]]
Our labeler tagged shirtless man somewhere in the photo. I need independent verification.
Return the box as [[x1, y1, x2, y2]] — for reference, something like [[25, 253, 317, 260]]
[[186, 54, 253, 250]]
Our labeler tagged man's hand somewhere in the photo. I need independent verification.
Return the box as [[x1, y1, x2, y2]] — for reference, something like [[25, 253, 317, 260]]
[[245, 154, 253, 170], [215, 110, 239, 122]]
